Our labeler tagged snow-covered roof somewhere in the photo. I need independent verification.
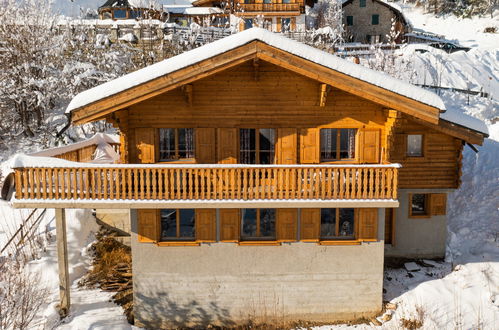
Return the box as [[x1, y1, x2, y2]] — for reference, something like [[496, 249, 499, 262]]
[[67, 28, 446, 116], [30, 133, 120, 158], [440, 107, 489, 135], [342, 0, 410, 26], [183, 7, 222, 15]]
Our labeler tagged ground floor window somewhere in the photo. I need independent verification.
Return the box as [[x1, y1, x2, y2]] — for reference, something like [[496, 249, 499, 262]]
[[320, 208, 355, 239], [241, 208, 276, 240], [409, 194, 430, 217], [160, 209, 195, 241]]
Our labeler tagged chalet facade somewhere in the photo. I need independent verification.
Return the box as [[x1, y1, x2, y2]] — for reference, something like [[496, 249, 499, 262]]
[[99, 0, 165, 20], [342, 0, 410, 43], [6, 28, 487, 327]]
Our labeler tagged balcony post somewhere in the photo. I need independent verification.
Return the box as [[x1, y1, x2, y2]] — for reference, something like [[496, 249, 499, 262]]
[[55, 208, 70, 317]]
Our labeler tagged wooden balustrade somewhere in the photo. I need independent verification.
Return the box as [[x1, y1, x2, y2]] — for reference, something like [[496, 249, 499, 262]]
[[13, 165, 398, 202], [237, 3, 301, 12]]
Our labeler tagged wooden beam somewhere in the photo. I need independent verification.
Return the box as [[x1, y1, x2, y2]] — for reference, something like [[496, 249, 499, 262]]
[[55, 208, 70, 317], [181, 84, 193, 106], [253, 58, 260, 81], [319, 83, 329, 107]]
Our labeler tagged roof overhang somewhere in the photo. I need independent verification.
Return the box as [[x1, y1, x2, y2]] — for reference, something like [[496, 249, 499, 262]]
[[68, 37, 443, 126]]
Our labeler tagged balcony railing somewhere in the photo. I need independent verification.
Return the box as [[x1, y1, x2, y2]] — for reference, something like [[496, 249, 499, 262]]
[[237, 3, 301, 12], [13, 164, 399, 202]]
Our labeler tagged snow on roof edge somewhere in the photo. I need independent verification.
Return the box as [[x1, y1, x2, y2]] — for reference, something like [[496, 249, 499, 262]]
[[440, 108, 489, 136], [30, 133, 120, 158], [66, 28, 446, 116]]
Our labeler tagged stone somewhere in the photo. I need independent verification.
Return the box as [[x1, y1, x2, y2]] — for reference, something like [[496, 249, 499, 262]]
[[404, 262, 421, 272]]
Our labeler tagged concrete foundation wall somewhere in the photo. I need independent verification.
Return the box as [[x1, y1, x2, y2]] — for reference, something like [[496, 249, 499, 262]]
[[385, 189, 449, 259], [131, 209, 385, 328]]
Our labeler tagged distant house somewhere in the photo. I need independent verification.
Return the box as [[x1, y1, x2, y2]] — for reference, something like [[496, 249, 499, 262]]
[[6, 28, 488, 327], [98, 0, 166, 20], [342, 0, 409, 43]]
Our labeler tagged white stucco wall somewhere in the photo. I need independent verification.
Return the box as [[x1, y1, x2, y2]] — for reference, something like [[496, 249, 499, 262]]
[[385, 189, 449, 259], [130, 208, 386, 328]]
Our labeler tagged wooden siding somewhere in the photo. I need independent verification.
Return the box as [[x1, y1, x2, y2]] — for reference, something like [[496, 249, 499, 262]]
[[124, 60, 387, 164], [389, 116, 463, 189]]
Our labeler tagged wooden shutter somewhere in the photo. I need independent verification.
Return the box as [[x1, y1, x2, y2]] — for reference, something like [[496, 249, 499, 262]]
[[300, 208, 320, 241], [138, 209, 159, 243], [431, 193, 447, 215], [277, 128, 297, 164], [300, 128, 319, 164], [195, 209, 216, 242], [360, 129, 380, 163], [239, 20, 244, 31], [220, 209, 240, 242], [196, 128, 216, 164], [291, 17, 296, 31], [358, 208, 378, 240], [135, 128, 156, 164], [217, 128, 238, 164], [276, 18, 282, 32], [277, 209, 297, 241]]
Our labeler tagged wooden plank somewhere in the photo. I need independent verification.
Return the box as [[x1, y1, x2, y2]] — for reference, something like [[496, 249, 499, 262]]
[[55, 208, 70, 316]]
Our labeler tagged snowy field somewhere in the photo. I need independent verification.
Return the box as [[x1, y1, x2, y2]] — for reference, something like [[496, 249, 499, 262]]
[[0, 3, 498, 330]]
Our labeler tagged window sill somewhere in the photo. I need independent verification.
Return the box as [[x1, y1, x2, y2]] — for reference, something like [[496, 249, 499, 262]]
[[157, 241, 200, 247], [319, 240, 362, 246], [238, 241, 281, 246], [409, 214, 432, 219], [320, 160, 359, 164], [156, 159, 196, 164]]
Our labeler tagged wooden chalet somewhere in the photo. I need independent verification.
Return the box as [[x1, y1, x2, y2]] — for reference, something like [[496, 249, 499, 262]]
[[99, 0, 165, 20], [5, 28, 487, 326]]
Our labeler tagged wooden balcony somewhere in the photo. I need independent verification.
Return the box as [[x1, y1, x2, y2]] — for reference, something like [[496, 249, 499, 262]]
[[11, 163, 400, 208], [237, 3, 301, 13]]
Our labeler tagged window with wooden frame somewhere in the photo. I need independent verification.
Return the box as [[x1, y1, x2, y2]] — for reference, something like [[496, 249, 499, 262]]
[[347, 16, 354, 26], [320, 208, 355, 239], [359, 0, 366, 7], [160, 209, 195, 241], [371, 14, 379, 25], [320, 128, 357, 162], [158, 128, 195, 162], [241, 208, 276, 241], [240, 128, 276, 164], [407, 134, 424, 157], [409, 194, 430, 218]]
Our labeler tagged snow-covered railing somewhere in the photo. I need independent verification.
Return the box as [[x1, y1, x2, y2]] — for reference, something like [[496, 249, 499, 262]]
[[12, 162, 399, 202], [236, 3, 301, 12]]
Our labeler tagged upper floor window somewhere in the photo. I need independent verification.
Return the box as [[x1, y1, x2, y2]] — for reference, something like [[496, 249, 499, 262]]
[[241, 208, 276, 240], [160, 209, 195, 241], [320, 208, 355, 239], [407, 134, 423, 157], [240, 128, 275, 164], [113, 9, 127, 19], [372, 14, 379, 25], [158, 128, 194, 161], [263, 0, 272, 3], [244, 18, 253, 30], [320, 128, 356, 162], [130, 10, 142, 19], [359, 0, 366, 7], [282, 0, 291, 3], [347, 16, 354, 26]]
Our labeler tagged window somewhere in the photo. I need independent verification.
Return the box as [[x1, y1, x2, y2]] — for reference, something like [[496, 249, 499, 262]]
[[346, 16, 354, 26], [359, 0, 366, 7], [241, 208, 276, 240], [264, 0, 272, 3], [320, 208, 355, 239], [407, 134, 423, 157], [372, 14, 379, 25], [409, 194, 430, 217], [240, 128, 275, 164], [130, 10, 142, 19], [158, 128, 194, 161], [282, 0, 291, 3], [160, 209, 195, 241], [320, 128, 356, 162], [263, 18, 273, 31], [244, 18, 253, 30], [113, 9, 127, 19], [281, 18, 291, 32]]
